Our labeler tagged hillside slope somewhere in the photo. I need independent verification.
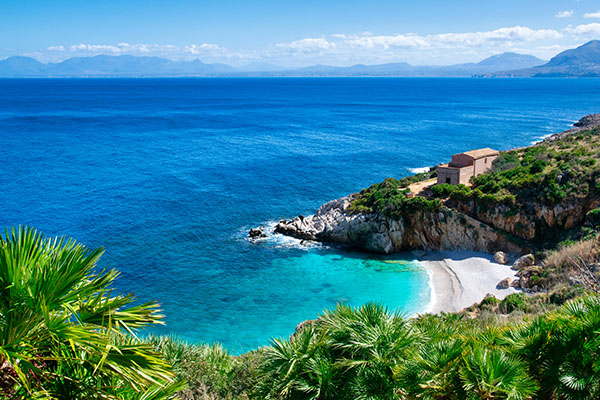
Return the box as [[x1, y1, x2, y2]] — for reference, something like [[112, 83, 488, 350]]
[[490, 40, 600, 77]]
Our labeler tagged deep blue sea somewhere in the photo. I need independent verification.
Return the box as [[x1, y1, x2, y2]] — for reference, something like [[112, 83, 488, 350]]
[[2, 78, 600, 353]]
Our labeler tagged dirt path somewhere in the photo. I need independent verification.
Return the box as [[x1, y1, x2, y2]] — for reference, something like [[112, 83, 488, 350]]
[[406, 178, 437, 197]]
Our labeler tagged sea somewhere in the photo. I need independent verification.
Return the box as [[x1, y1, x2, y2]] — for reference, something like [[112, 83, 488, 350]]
[[2, 78, 600, 354]]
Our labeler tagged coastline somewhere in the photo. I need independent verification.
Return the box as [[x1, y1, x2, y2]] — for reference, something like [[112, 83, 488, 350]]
[[418, 251, 518, 314]]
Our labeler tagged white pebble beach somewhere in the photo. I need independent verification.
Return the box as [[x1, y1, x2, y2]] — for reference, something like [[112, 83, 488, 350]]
[[418, 251, 519, 314]]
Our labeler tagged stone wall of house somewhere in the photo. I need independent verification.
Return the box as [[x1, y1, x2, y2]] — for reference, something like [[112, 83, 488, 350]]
[[473, 155, 497, 175]]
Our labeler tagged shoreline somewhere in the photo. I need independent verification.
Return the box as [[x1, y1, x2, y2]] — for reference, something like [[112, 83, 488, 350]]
[[417, 251, 518, 314]]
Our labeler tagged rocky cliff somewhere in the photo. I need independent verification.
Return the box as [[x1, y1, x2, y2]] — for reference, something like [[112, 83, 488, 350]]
[[275, 195, 524, 254]]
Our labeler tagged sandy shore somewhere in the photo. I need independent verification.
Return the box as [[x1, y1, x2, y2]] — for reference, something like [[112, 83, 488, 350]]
[[418, 251, 518, 314]]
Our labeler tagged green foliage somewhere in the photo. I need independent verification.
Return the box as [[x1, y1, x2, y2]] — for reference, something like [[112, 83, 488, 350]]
[[499, 293, 530, 314], [459, 345, 538, 399], [251, 296, 600, 400], [350, 178, 441, 219], [492, 151, 521, 172], [586, 207, 600, 227], [150, 336, 263, 400], [529, 160, 547, 174], [0, 226, 181, 399], [431, 183, 456, 198]]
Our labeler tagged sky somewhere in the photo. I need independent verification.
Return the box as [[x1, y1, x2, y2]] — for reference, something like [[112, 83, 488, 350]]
[[2, 0, 600, 67]]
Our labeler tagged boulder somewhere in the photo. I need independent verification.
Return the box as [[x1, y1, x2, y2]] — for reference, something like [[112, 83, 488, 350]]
[[516, 265, 544, 289], [512, 253, 534, 270], [249, 228, 267, 239], [497, 278, 512, 289], [494, 251, 508, 264]]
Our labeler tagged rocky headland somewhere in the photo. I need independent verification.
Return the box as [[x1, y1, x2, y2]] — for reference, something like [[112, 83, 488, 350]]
[[273, 114, 600, 256]]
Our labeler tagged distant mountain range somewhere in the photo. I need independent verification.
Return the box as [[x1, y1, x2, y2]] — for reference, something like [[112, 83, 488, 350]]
[[488, 40, 600, 77], [0, 40, 598, 77]]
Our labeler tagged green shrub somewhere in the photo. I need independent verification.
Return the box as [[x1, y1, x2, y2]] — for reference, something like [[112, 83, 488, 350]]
[[530, 159, 547, 174], [491, 151, 520, 172], [499, 293, 529, 313], [431, 183, 456, 198], [350, 177, 441, 219], [586, 207, 600, 226]]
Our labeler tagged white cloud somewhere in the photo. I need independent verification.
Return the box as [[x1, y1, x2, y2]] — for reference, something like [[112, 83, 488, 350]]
[[38, 42, 245, 62], [341, 26, 562, 50], [431, 26, 562, 46], [345, 34, 429, 49], [184, 44, 222, 56], [276, 37, 335, 52], [556, 10, 574, 18], [570, 23, 600, 35], [584, 11, 600, 18]]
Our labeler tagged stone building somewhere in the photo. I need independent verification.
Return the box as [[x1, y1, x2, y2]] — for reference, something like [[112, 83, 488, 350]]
[[436, 148, 499, 185]]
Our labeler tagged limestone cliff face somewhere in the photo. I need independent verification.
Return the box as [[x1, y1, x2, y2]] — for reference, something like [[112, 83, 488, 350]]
[[452, 196, 600, 245], [275, 194, 524, 254]]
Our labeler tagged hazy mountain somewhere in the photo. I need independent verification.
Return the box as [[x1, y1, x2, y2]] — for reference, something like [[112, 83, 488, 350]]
[[0, 56, 48, 76], [475, 52, 545, 69], [0, 52, 553, 78], [269, 53, 544, 77], [490, 40, 600, 77], [0, 55, 236, 77]]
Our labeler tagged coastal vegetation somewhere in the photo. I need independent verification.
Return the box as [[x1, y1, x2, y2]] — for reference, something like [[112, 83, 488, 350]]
[[349, 178, 442, 219], [0, 227, 182, 399], [151, 298, 599, 400]]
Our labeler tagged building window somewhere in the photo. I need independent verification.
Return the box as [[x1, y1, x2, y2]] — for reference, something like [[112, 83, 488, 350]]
[[446, 177, 451, 184], [485, 158, 487, 164]]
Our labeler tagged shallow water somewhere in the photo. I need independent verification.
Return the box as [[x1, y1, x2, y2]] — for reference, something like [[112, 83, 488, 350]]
[[2, 78, 600, 353]]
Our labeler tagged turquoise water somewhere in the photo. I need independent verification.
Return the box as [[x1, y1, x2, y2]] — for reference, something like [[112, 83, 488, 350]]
[[2, 78, 600, 353]]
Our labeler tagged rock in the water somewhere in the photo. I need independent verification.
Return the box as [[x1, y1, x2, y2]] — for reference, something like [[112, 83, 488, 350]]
[[497, 278, 512, 289], [512, 253, 534, 270], [249, 228, 267, 239], [494, 251, 508, 264]]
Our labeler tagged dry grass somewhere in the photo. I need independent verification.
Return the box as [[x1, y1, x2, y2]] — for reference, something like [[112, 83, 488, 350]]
[[543, 238, 600, 291]]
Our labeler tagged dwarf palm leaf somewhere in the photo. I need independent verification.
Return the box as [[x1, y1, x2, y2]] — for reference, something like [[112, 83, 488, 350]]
[[256, 326, 335, 399], [460, 345, 538, 400], [0, 226, 180, 399], [395, 338, 465, 399], [320, 303, 414, 400]]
